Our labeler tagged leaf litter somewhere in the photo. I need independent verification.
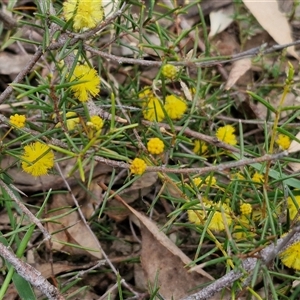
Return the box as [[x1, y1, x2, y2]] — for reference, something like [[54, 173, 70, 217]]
[[1, 0, 300, 299]]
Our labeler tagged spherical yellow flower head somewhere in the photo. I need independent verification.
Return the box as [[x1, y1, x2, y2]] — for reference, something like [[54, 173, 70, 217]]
[[69, 64, 100, 102], [10, 114, 26, 128], [251, 172, 264, 183], [192, 177, 202, 187], [164, 95, 187, 120], [142, 97, 165, 122], [191, 176, 216, 187], [216, 125, 237, 146], [87, 115, 104, 131], [188, 200, 232, 232], [187, 210, 203, 224], [66, 112, 80, 131], [187, 198, 213, 225], [130, 158, 147, 175], [275, 134, 291, 150], [54, 112, 80, 131], [287, 196, 300, 220], [66, 112, 80, 130], [63, 0, 104, 31], [233, 225, 245, 240], [147, 137, 164, 155], [21, 142, 54, 177], [231, 172, 245, 181], [205, 175, 217, 186], [279, 240, 300, 270], [190, 87, 196, 95], [208, 211, 230, 231], [240, 203, 252, 215], [161, 64, 178, 80], [139, 87, 154, 102], [233, 215, 252, 240], [206, 203, 232, 232], [193, 140, 208, 155]]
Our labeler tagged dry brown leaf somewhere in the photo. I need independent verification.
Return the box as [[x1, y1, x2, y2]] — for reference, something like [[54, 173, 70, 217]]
[[140, 224, 208, 299], [0, 52, 33, 75], [113, 197, 215, 298], [180, 79, 193, 102], [288, 162, 300, 172], [120, 172, 158, 204], [288, 131, 300, 154], [134, 264, 148, 291], [121, 33, 162, 57], [105, 173, 158, 221], [225, 58, 252, 90], [105, 198, 130, 222], [288, 131, 300, 171], [36, 263, 83, 279], [209, 5, 234, 38], [67, 216, 102, 259], [125, 205, 207, 273], [64, 286, 100, 300], [46, 194, 102, 259], [81, 180, 103, 218], [211, 31, 240, 56], [3, 284, 18, 300], [103, 0, 117, 17], [243, 0, 299, 59], [292, 279, 300, 288]]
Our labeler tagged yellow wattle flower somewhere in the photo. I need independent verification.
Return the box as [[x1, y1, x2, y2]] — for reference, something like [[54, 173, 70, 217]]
[[130, 158, 147, 175], [275, 134, 291, 150], [208, 210, 232, 232], [142, 97, 164, 122], [287, 195, 300, 220], [10, 114, 26, 128], [147, 137, 164, 155], [279, 238, 300, 270], [69, 64, 100, 102], [161, 64, 178, 80], [251, 172, 264, 183], [21, 142, 54, 177], [240, 203, 252, 215], [63, 0, 104, 31], [193, 140, 208, 155], [164, 95, 187, 119], [55, 112, 80, 131], [87, 115, 104, 131], [138, 87, 154, 102], [216, 125, 237, 146], [187, 199, 232, 232]]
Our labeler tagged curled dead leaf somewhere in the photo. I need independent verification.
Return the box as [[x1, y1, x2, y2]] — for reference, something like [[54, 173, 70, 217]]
[[112, 196, 215, 298], [225, 58, 252, 90], [243, 0, 299, 59], [288, 132, 300, 154], [141, 224, 209, 299], [46, 194, 102, 259], [209, 5, 234, 38]]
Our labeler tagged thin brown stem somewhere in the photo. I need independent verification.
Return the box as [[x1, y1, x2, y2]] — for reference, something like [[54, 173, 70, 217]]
[[0, 242, 65, 300], [145, 151, 288, 175]]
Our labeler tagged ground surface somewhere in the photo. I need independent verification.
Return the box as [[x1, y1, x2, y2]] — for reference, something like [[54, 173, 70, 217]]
[[1, 1, 300, 299]]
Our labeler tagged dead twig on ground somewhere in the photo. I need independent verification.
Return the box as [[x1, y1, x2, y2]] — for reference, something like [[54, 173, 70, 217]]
[[0, 242, 65, 300], [0, 180, 50, 241]]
